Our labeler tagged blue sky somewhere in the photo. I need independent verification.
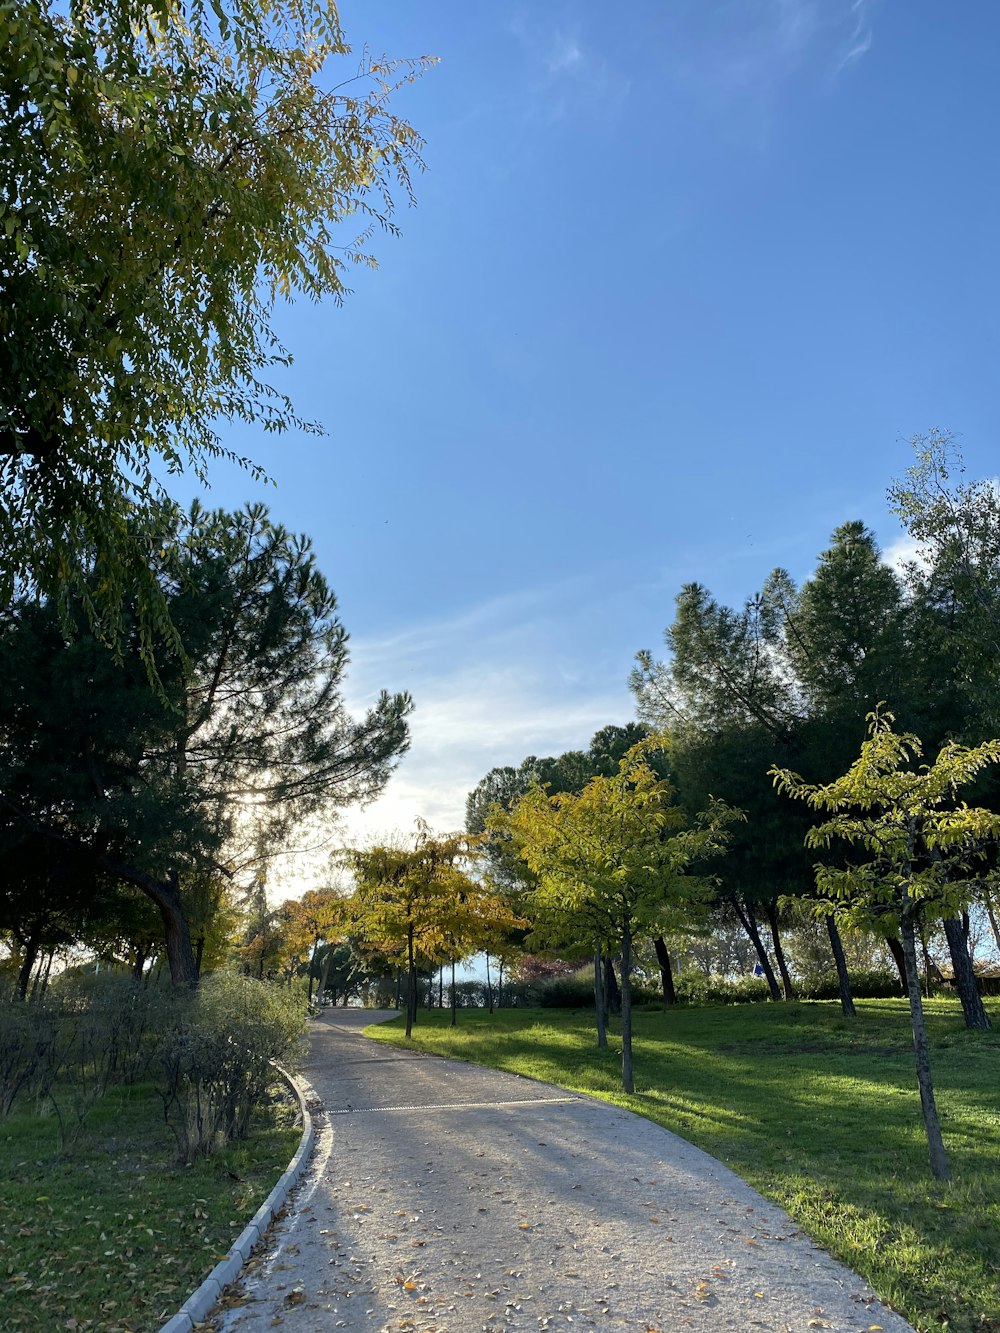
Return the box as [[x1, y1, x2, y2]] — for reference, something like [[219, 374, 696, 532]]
[[177, 1, 1000, 876]]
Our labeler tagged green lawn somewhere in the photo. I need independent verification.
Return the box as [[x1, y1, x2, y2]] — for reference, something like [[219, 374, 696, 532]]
[[369, 998, 1000, 1333], [0, 1081, 301, 1332]]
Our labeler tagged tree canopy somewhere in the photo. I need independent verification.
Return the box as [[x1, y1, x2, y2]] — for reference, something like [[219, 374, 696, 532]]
[[771, 707, 1000, 1179], [0, 503, 411, 985], [0, 0, 432, 653]]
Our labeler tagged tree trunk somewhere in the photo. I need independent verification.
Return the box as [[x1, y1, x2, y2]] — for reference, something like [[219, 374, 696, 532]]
[[317, 948, 334, 1001], [900, 908, 950, 1181], [405, 926, 415, 1039], [37, 948, 54, 1001], [485, 952, 495, 1013], [982, 889, 1000, 955], [593, 944, 608, 1049], [621, 915, 634, 1094], [132, 942, 148, 982], [603, 955, 621, 1014], [27, 948, 48, 1003], [943, 914, 990, 1030], [885, 935, 908, 993], [919, 925, 935, 998], [729, 894, 781, 1001], [652, 936, 677, 1005], [450, 959, 457, 1027], [764, 900, 795, 1000], [825, 915, 856, 1017], [307, 934, 320, 1002], [146, 870, 198, 987], [16, 937, 40, 1001], [497, 958, 505, 1009]]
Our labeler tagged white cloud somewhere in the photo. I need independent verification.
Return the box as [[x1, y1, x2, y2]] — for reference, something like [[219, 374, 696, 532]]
[[505, 11, 631, 124], [882, 532, 928, 576], [338, 581, 635, 849], [674, 0, 877, 117]]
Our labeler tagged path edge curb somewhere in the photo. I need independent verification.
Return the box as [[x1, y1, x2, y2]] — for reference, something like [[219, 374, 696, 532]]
[[158, 1063, 316, 1333]]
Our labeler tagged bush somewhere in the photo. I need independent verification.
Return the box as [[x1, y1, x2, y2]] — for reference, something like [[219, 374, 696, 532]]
[[157, 971, 306, 1162], [0, 1001, 57, 1118], [672, 973, 775, 1006], [536, 974, 595, 1008], [796, 969, 904, 1001]]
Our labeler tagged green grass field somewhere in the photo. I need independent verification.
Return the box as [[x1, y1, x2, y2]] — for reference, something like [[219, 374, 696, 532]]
[[0, 1082, 301, 1332], [369, 998, 1000, 1333]]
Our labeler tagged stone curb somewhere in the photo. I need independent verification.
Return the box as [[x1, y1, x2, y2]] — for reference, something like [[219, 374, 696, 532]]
[[159, 1064, 315, 1333]]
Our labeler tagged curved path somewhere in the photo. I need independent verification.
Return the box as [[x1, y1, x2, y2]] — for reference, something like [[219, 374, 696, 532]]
[[217, 1010, 913, 1333]]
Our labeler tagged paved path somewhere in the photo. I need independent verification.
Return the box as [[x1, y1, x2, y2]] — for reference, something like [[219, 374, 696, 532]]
[[218, 1010, 913, 1333]]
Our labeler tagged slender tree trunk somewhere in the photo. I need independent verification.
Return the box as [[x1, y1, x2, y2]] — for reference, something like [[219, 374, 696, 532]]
[[485, 952, 494, 1013], [764, 901, 796, 1000], [621, 915, 634, 1094], [497, 958, 505, 1009], [593, 944, 608, 1049], [451, 959, 457, 1027], [16, 936, 39, 1002], [603, 956, 621, 1014], [37, 948, 54, 1001], [307, 934, 320, 1002], [132, 943, 148, 982], [652, 936, 677, 1005], [886, 935, 909, 994], [900, 907, 950, 1181], [729, 894, 781, 1001], [919, 925, 935, 998], [825, 915, 856, 1017], [27, 949, 47, 1003], [943, 914, 990, 1030], [982, 889, 1000, 955], [405, 927, 415, 1039], [317, 948, 334, 1001], [439, 967, 444, 1009]]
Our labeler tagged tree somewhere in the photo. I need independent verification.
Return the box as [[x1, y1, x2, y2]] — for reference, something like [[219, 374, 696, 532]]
[[0, 504, 411, 985], [889, 432, 1000, 689], [346, 826, 483, 1039], [771, 708, 1000, 1181], [499, 737, 737, 1093], [1, 0, 432, 657], [632, 525, 941, 1016]]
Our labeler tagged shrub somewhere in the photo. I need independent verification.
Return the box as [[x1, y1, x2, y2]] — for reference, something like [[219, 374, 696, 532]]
[[796, 969, 904, 1001], [0, 1001, 57, 1119], [157, 971, 306, 1163], [673, 973, 774, 1006], [536, 973, 595, 1008]]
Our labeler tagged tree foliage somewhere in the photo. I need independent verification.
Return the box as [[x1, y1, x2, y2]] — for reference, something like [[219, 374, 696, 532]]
[[497, 737, 738, 1092], [0, 504, 411, 985], [771, 707, 1000, 1179], [0, 0, 432, 653]]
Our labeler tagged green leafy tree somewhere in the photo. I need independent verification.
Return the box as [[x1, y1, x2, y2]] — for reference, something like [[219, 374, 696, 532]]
[[0, 504, 411, 985], [771, 708, 1000, 1180], [889, 432, 1000, 710], [0, 0, 431, 657], [499, 737, 738, 1093]]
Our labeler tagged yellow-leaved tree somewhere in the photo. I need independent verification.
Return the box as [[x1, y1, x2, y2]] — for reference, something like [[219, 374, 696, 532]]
[[497, 736, 740, 1093]]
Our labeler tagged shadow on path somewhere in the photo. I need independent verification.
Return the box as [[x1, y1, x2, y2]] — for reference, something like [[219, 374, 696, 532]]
[[217, 1009, 913, 1333]]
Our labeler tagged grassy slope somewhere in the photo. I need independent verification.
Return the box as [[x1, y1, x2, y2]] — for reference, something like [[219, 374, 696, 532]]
[[0, 1082, 300, 1332], [369, 998, 1000, 1333]]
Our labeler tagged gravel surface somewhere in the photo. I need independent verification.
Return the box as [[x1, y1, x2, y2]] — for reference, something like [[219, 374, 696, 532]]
[[216, 1009, 914, 1333]]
